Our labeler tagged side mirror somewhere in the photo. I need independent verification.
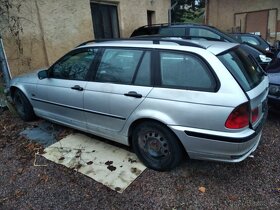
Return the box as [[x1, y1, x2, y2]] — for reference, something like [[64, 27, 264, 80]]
[[38, 69, 48, 80]]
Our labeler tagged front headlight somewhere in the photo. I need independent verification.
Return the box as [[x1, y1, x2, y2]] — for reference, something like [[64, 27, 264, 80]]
[[269, 84, 280, 96], [259, 55, 272, 63]]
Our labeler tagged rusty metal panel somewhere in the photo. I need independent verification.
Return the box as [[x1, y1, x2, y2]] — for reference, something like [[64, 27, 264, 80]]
[[43, 133, 146, 193], [246, 10, 269, 39]]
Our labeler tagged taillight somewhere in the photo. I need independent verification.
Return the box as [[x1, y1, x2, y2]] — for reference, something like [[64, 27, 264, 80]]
[[225, 103, 249, 129], [252, 107, 259, 123]]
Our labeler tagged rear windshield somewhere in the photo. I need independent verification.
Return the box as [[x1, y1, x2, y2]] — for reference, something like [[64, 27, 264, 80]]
[[218, 47, 264, 91]]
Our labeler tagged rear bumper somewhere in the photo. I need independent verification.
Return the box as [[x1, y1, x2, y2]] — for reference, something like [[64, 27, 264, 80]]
[[169, 122, 264, 163]]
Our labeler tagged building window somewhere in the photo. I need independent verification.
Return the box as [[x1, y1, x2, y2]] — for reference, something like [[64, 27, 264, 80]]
[[90, 3, 120, 39], [147, 10, 155, 26]]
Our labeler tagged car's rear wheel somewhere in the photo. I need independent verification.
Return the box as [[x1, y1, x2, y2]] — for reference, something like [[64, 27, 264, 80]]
[[13, 89, 36, 121], [132, 121, 183, 171]]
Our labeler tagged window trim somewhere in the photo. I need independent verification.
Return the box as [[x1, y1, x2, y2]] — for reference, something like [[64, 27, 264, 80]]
[[155, 49, 220, 92], [47, 47, 98, 81]]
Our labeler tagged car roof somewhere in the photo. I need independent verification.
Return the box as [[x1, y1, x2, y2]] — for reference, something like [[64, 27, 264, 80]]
[[79, 39, 238, 55], [231, 33, 261, 37]]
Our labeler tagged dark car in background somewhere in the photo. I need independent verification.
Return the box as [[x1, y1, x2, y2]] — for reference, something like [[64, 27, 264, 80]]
[[230, 33, 273, 52], [267, 51, 280, 105], [130, 23, 272, 69]]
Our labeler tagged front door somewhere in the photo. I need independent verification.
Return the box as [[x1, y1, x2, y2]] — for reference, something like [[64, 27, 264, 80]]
[[34, 48, 97, 129]]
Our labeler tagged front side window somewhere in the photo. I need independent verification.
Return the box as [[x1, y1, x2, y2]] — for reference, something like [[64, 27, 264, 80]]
[[51, 49, 96, 80], [218, 47, 264, 91], [160, 52, 216, 91], [95, 48, 144, 84]]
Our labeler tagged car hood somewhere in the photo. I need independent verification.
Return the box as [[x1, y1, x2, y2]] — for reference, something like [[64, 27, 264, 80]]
[[268, 72, 280, 85]]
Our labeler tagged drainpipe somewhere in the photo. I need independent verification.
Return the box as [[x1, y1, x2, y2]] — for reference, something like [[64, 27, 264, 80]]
[[0, 35, 12, 88], [205, 0, 209, 24], [168, 1, 178, 24]]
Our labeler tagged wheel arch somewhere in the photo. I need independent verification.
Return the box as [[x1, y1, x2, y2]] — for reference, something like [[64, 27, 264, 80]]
[[10, 86, 31, 103], [10, 86, 19, 99], [127, 118, 189, 158]]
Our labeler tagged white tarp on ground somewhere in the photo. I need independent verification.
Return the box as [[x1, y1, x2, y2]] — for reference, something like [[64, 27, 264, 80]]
[[42, 133, 146, 193]]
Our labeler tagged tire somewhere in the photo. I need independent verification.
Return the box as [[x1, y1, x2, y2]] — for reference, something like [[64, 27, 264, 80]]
[[13, 89, 36, 121], [132, 121, 183, 171]]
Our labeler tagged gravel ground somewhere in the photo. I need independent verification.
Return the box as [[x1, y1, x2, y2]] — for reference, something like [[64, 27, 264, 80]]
[[0, 109, 279, 210]]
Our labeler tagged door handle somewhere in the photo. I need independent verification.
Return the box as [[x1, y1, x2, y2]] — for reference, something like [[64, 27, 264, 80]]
[[124, 91, 142, 98], [71, 85, 84, 91]]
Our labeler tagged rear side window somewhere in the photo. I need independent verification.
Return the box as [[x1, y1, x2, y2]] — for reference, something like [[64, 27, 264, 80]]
[[218, 47, 264, 91], [95, 49, 151, 86], [160, 52, 216, 91], [189, 28, 221, 40], [95, 49, 143, 84], [159, 27, 186, 36]]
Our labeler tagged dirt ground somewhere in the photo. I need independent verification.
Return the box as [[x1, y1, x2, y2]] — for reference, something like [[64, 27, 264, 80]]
[[0, 109, 280, 210]]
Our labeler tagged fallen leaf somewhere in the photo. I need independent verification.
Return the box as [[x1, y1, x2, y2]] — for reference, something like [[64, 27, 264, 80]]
[[9, 175, 17, 184], [199, 186, 206, 193], [40, 174, 49, 183], [228, 194, 238, 201], [17, 168, 24, 174], [14, 189, 24, 197], [25, 143, 35, 151]]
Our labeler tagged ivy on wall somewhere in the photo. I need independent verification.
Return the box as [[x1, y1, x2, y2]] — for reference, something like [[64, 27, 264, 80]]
[[0, 0, 25, 53], [171, 0, 205, 23]]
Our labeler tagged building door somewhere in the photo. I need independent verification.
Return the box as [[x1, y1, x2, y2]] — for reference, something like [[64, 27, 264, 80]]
[[147, 10, 155, 26], [245, 10, 269, 39], [90, 3, 120, 39]]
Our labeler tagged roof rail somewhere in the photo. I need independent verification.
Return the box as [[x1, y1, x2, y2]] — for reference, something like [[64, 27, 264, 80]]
[[76, 37, 206, 49], [136, 22, 205, 29]]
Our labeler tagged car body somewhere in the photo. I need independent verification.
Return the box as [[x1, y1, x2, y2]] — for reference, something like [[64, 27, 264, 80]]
[[131, 23, 272, 69], [267, 53, 280, 104], [9, 39, 269, 171]]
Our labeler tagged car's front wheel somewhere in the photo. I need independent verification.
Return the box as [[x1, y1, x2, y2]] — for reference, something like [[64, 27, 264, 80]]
[[13, 89, 36, 121], [132, 121, 183, 171]]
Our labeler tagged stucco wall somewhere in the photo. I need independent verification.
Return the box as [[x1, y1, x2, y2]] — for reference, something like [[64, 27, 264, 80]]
[[2, 0, 169, 76], [116, 0, 170, 37], [207, 0, 280, 31]]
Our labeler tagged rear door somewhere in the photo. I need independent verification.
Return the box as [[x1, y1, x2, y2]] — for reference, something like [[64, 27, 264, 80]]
[[218, 46, 269, 129], [84, 48, 153, 133]]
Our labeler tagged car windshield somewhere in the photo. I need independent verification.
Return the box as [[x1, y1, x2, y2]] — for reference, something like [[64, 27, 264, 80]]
[[218, 46, 265, 91]]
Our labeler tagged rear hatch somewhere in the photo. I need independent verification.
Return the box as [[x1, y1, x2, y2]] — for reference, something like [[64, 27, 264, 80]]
[[218, 46, 269, 129]]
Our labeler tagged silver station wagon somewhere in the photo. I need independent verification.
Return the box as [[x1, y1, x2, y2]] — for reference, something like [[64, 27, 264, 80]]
[[9, 39, 268, 171]]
